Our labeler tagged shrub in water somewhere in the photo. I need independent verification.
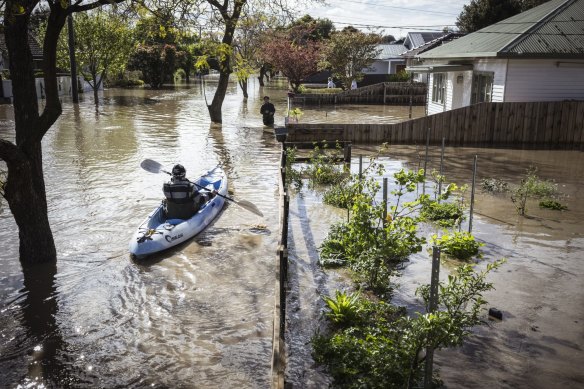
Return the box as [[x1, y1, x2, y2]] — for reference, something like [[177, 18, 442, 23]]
[[539, 199, 567, 211], [431, 231, 483, 260]]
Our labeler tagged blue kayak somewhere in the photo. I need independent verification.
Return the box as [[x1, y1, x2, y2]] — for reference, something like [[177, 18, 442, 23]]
[[129, 166, 227, 258]]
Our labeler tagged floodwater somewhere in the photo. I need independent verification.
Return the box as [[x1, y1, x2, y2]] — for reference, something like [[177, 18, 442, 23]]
[[1, 78, 582, 388], [284, 145, 584, 388]]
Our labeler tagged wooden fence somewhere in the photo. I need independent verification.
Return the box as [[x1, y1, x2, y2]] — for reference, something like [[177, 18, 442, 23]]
[[285, 101, 584, 149], [292, 82, 427, 106], [271, 148, 289, 389]]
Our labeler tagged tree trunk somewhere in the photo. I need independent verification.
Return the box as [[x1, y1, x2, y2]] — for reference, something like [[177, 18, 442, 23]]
[[258, 64, 267, 87], [0, 1, 67, 264], [239, 79, 248, 99], [205, 1, 245, 123], [208, 70, 230, 123]]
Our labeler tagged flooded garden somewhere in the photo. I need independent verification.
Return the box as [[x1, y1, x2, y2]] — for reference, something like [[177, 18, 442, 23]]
[[0, 79, 582, 388]]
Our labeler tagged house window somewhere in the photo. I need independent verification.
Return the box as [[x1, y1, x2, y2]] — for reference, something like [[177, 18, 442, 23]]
[[432, 73, 445, 104], [472, 73, 494, 104]]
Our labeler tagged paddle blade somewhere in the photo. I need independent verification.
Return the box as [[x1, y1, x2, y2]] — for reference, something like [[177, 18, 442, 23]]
[[141, 159, 167, 174], [233, 199, 264, 217]]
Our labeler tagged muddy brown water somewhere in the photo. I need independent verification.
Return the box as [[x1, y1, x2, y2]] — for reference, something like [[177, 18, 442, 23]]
[[1, 79, 582, 388]]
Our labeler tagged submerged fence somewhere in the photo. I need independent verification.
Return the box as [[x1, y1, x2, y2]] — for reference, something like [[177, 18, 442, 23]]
[[285, 101, 584, 149], [292, 82, 427, 106]]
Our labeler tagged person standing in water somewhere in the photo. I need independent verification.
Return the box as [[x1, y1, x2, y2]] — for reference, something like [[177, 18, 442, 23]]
[[260, 96, 276, 126]]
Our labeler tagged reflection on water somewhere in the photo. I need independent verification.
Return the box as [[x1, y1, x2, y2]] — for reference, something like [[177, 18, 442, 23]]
[[2, 78, 582, 388]]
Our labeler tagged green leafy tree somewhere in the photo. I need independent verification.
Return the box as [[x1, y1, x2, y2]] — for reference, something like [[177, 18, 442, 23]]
[[319, 29, 381, 90], [288, 14, 335, 41], [133, 12, 199, 82], [128, 44, 177, 88], [57, 9, 135, 104], [456, 0, 527, 33], [232, 14, 268, 98]]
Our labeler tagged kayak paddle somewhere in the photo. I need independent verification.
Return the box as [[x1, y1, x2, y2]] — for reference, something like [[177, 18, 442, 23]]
[[140, 159, 264, 217]]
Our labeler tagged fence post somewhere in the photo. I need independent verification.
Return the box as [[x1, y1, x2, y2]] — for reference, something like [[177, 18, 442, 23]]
[[468, 155, 478, 233], [423, 127, 430, 195], [358, 155, 363, 181], [424, 246, 441, 389], [438, 137, 445, 202], [382, 178, 388, 227]]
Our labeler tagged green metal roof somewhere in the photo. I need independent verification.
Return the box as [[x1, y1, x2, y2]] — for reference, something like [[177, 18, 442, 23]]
[[419, 0, 584, 59]]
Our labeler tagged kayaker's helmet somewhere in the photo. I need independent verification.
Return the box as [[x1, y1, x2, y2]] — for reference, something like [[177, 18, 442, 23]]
[[172, 164, 186, 180]]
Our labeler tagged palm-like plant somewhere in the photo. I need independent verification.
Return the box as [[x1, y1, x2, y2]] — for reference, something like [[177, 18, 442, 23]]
[[322, 290, 361, 326]]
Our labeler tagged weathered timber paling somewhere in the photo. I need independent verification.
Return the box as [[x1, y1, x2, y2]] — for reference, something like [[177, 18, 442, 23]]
[[293, 82, 427, 106], [285, 101, 584, 149]]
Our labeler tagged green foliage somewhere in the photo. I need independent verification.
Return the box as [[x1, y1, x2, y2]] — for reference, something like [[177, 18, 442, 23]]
[[456, 0, 522, 33], [322, 182, 359, 209], [53, 8, 135, 97], [539, 199, 567, 211], [431, 231, 483, 260], [298, 86, 344, 94], [319, 29, 381, 90], [481, 177, 509, 193], [128, 44, 177, 88], [284, 147, 303, 190], [303, 143, 346, 186], [322, 290, 361, 327], [511, 166, 559, 216], [288, 14, 336, 41], [387, 70, 410, 82], [320, 166, 426, 293], [420, 200, 465, 227], [286, 107, 304, 120], [420, 175, 467, 227], [313, 261, 504, 388], [106, 71, 144, 88]]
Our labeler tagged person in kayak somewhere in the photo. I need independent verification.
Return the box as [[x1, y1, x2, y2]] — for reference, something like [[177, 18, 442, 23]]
[[260, 96, 275, 126], [163, 164, 209, 219]]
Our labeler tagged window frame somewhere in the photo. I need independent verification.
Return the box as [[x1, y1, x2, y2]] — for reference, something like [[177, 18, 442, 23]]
[[471, 72, 494, 104], [431, 73, 446, 105]]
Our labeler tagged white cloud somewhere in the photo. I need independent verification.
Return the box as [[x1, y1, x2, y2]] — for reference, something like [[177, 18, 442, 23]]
[[305, 0, 469, 38]]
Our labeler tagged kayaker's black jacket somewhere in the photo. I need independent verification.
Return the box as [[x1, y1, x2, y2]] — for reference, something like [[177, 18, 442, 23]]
[[163, 178, 202, 219]]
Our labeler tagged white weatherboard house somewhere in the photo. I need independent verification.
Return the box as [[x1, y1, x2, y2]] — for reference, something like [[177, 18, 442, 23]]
[[365, 32, 449, 76], [407, 0, 584, 115]]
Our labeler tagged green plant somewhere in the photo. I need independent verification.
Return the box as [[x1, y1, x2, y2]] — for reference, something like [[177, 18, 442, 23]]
[[303, 142, 346, 186], [539, 199, 567, 211], [285, 147, 303, 190], [322, 290, 361, 327], [481, 177, 509, 193], [387, 69, 410, 82], [312, 260, 504, 388], [420, 200, 465, 227], [431, 231, 483, 260], [511, 166, 559, 216], [322, 181, 359, 208], [420, 179, 466, 228], [286, 107, 304, 120], [320, 167, 426, 293]]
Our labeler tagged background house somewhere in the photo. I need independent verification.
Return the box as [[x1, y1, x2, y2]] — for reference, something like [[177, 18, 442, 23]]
[[0, 32, 94, 102], [407, 0, 584, 115], [361, 31, 451, 86]]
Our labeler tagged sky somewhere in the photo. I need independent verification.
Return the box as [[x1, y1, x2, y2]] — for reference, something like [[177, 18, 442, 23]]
[[304, 0, 470, 39]]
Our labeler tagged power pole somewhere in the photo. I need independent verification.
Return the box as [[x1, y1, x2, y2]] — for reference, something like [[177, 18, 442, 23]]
[[67, 12, 79, 103]]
